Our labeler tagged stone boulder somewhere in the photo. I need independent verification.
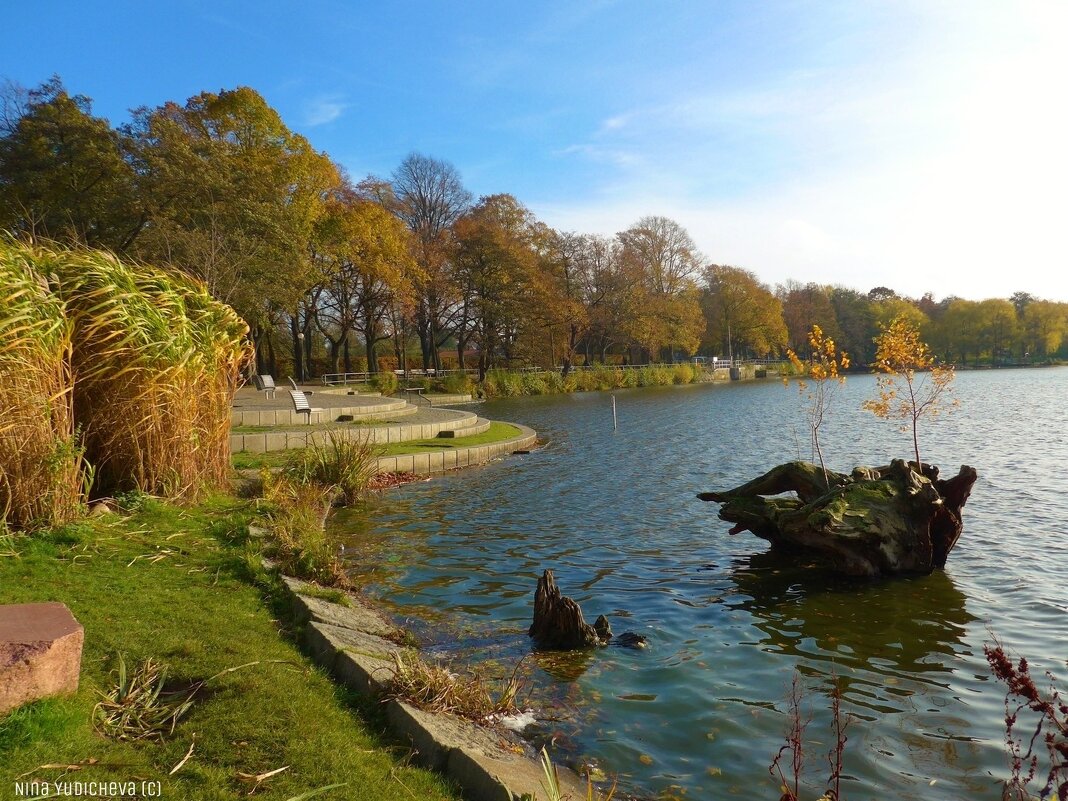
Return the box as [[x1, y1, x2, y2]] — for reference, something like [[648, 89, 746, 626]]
[[0, 602, 84, 714]]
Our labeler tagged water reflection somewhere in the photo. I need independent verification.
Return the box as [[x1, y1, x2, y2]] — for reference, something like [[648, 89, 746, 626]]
[[727, 552, 975, 708]]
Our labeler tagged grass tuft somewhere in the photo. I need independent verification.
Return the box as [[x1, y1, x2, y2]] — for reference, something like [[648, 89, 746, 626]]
[[92, 654, 196, 742], [386, 651, 523, 722], [283, 431, 379, 506]]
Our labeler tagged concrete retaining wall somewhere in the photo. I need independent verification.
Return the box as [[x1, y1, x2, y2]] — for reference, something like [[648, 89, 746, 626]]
[[231, 412, 487, 454]]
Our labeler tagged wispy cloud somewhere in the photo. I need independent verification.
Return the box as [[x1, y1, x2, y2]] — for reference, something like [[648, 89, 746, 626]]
[[303, 95, 347, 127]]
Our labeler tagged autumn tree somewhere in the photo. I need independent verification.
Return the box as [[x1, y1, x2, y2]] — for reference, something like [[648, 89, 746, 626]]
[[863, 315, 956, 468], [828, 286, 877, 365], [779, 281, 841, 353], [0, 76, 145, 250], [617, 216, 704, 362], [977, 298, 1018, 366], [391, 153, 471, 371], [311, 193, 415, 373], [452, 194, 540, 380], [702, 265, 787, 360], [1021, 300, 1067, 359], [532, 231, 604, 375], [128, 86, 341, 371], [786, 325, 849, 486]]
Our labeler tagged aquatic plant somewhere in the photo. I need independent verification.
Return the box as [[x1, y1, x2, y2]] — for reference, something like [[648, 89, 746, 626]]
[[386, 650, 523, 722], [770, 672, 852, 801], [985, 639, 1068, 801], [283, 430, 379, 506], [257, 468, 350, 588]]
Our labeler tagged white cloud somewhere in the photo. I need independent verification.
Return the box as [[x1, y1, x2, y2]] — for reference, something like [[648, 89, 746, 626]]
[[531, 1, 1068, 301], [303, 96, 346, 127]]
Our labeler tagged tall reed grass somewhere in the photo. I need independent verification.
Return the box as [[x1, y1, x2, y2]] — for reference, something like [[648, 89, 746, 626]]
[[0, 241, 250, 529], [50, 248, 251, 499], [0, 242, 86, 528]]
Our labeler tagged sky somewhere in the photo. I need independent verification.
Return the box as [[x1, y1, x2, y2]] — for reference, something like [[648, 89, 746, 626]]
[[4, 0, 1066, 301]]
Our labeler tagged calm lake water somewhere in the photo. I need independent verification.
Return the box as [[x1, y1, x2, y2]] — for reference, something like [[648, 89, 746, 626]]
[[332, 368, 1068, 800]]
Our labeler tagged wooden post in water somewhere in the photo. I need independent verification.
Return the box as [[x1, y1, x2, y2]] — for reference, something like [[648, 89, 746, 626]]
[[612, 395, 617, 430]]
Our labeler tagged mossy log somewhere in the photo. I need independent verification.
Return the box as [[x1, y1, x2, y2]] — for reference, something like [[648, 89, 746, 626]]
[[698, 460, 977, 577]]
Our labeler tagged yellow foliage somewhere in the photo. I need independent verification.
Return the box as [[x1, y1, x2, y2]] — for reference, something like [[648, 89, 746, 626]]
[[784, 325, 849, 484], [863, 314, 957, 467]]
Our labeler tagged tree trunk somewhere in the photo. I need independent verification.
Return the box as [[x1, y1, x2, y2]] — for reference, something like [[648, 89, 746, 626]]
[[698, 460, 977, 577], [528, 570, 604, 650], [365, 332, 378, 374], [290, 313, 303, 382]]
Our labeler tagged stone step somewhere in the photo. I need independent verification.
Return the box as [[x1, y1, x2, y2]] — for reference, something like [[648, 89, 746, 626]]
[[232, 408, 484, 454], [232, 396, 414, 427]]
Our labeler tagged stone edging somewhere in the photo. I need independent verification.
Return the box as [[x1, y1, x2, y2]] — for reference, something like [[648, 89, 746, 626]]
[[373, 423, 536, 475], [231, 410, 486, 454], [278, 575, 595, 800]]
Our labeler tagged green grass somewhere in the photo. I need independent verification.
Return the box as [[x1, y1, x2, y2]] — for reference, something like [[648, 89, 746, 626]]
[[379, 423, 522, 455], [231, 422, 525, 470], [0, 498, 459, 801]]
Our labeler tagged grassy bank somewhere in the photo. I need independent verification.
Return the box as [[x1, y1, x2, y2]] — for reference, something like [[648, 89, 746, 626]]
[[0, 497, 459, 801]]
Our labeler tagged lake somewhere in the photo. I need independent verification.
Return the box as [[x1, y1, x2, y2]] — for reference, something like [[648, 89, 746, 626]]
[[332, 368, 1068, 799]]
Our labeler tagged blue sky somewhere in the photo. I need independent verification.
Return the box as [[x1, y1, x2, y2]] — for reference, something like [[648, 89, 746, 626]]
[[4, 1, 1067, 300]]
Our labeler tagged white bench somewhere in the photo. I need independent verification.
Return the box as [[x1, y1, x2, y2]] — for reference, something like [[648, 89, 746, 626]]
[[288, 376, 312, 395], [289, 390, 320, 424], [253, 375, 276, 399]]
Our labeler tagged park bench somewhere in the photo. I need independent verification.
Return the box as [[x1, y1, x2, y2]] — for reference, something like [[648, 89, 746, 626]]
[[252, 374, 276, 399], [289, 389, 319, 424], [288, 376, 313, 395]]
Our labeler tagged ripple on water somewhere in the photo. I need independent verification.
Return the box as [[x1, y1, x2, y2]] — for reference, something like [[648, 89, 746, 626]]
[[331, 369, 1068, 800]]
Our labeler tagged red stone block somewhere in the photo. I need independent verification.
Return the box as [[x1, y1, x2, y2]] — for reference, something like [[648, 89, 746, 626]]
[[0, 602, 84, 715]]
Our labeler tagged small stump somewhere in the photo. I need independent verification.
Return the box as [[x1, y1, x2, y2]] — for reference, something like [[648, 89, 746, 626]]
[[0, 602, 84, 714], [528, 570, 603, 650]]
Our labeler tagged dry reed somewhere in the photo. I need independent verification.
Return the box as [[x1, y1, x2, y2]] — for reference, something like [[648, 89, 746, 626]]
[[0, 241, 85, 529], [49, 247, 251, 499], [0, 240, 250, 528]]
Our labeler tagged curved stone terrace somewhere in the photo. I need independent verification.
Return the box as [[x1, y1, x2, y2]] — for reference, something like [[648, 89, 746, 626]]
[[231, 383, 536, 475]]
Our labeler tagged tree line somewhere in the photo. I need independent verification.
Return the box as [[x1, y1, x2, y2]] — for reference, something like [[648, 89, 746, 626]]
[[2, 77, 1065, 379]]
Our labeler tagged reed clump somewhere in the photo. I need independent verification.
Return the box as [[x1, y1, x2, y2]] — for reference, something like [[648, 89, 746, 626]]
[[0, 243, 86, 529], [0, 240, 250, 530], [51, 249, 251, 499], [257, 468, 350, 588], [283, 430, 379, 506]]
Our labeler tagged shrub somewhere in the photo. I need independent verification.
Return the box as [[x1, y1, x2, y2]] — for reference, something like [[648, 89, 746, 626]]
[[373, 370, 398, 394], [442, 373, 473, 395], [283, 431, 378, 507]]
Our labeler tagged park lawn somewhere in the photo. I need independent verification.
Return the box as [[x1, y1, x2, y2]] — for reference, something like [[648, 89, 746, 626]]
[[0, 496, 459, 801], [231, 422, 524, 470], [378, 422, 522, 455]]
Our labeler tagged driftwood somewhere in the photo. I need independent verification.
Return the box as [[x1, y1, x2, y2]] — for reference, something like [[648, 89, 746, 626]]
[[698, 460, 977, 577]]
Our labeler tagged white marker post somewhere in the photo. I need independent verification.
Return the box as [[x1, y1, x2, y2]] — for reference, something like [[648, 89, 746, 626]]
[[612, 395, 617, 431]]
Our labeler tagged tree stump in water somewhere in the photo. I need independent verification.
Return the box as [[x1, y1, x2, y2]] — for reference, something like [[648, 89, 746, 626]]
[[528, 570, 604, 650], [698, 460, 977, 577]]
